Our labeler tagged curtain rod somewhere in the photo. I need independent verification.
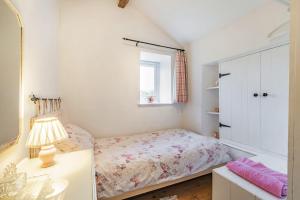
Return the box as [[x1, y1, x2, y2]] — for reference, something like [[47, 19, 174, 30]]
[[123, 38, 185, 52], [30, 94, 61, 104]]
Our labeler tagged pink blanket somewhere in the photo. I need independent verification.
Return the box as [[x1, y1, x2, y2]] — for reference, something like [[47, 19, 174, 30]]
[[226, 158, 287, 198]]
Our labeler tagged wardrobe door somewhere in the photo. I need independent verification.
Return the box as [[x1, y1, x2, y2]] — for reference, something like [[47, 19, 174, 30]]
[[260, 45, 289, 156], [219, 54, 261, 146]]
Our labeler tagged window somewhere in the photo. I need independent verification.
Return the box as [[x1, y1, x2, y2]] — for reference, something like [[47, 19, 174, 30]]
[[140, 50, 174, 104]]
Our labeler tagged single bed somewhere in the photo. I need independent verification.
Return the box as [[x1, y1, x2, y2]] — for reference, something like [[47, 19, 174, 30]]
[[57, 125, 231, 200]]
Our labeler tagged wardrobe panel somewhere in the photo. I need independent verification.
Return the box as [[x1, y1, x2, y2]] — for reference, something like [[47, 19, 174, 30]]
[[246, 56, 261, 149], [219, 54, 260, 146], [260, 45, 289, 156]]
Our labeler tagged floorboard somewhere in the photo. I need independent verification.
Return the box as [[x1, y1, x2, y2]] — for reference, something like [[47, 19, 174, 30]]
[[127, 174, 212, 200]]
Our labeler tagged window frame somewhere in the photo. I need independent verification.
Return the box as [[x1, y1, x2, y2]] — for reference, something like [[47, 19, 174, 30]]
[[139, 49, 176, 105]]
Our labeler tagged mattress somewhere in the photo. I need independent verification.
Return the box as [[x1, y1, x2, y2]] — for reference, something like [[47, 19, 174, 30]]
[[94, 129, 231, 199]]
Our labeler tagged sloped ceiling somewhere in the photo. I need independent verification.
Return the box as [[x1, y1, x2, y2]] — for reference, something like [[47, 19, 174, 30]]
[[132, 0, 271, 44]]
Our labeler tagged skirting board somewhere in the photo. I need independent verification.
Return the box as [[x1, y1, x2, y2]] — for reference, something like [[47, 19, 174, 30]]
[[106, 164, 225, 200]]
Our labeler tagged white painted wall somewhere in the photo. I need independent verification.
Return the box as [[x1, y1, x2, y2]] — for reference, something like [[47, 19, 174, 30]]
[[182, 1, 290, 135], [0, 0, 60, 170], [132, 0, 270, 43], [59, 0, 183, 137]]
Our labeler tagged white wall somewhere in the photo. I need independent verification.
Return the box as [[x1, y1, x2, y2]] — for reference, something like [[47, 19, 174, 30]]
[[59, 0, 183, 137], [183, 1, 290, 134], [0, 0, 60, 170]]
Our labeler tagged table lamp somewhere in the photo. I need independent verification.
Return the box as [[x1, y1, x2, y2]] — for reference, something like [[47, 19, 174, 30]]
[[26, 117, 68, 168]]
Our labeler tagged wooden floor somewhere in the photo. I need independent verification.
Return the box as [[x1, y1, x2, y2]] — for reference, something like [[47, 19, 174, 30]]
[[127, 174, 212, 200]]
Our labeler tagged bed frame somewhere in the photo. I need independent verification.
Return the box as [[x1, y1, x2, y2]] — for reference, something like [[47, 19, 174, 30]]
[[106, 163, 225, 200]]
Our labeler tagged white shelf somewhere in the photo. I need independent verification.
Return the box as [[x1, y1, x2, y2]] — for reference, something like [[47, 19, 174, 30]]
[[207, 112, 220, 115], [203, 64, 220, 137], [207, 86, 219, 90]]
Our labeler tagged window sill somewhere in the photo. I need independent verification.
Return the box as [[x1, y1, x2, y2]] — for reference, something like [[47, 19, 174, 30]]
[[138, 103, 175, 107]]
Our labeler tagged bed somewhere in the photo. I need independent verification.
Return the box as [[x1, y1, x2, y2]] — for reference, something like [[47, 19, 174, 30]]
[[57, 125, 231, 200]]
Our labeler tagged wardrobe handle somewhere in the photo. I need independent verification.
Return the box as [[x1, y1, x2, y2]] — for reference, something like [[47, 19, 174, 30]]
[[253, 93, 258, 97], [263, 92, 269, 97]]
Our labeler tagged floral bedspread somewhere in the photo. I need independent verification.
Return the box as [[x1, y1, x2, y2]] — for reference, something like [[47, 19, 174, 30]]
[[94, 129, 231, 199]]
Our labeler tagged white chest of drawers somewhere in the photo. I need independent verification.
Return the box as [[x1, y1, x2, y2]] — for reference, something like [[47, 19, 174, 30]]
[[213, 155, 287, 200], [18, 149, 97, 200]]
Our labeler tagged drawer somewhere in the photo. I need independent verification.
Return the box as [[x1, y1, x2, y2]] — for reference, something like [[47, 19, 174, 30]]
[[213, 171, 256, 200], [212, 172, 230, 200], [230, 182, 256, 200]]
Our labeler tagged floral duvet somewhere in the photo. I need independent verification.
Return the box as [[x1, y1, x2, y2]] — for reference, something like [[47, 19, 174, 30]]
[[94, 129, 231, 199]]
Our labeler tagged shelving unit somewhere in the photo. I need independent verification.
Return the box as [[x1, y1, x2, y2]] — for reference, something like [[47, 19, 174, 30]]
[[202, 62, 220, 137], [207, 112, 220, 115], [206, 86, 219, 90]]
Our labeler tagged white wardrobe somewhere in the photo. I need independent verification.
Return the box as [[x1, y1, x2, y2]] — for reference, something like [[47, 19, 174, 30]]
[[219, 44, 289, 156]]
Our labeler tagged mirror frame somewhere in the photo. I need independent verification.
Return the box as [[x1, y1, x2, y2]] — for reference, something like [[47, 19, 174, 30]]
[[0, 0, 23, 153]]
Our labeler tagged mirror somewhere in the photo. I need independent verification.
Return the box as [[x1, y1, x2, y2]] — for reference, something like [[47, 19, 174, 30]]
[[0, 0, 22, 150]]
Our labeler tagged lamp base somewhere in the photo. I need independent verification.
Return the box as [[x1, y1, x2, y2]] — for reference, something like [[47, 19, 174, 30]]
[[39, 145, 56, 168]]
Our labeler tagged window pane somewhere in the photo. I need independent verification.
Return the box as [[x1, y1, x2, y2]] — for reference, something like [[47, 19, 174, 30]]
[[140, 65, 155, 103]]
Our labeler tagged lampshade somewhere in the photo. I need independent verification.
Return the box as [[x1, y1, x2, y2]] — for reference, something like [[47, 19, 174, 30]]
[[26, 117, 68, 148]]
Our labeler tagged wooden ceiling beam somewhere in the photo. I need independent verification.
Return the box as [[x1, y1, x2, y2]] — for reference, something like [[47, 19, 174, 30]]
[[118, 0, 129, 8]]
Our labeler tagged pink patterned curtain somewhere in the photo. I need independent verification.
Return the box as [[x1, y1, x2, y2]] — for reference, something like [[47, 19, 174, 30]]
[[176, 51, 188, 103]]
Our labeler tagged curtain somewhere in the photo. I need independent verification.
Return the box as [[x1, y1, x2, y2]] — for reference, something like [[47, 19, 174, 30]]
[[176, 51, 188, 103]]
